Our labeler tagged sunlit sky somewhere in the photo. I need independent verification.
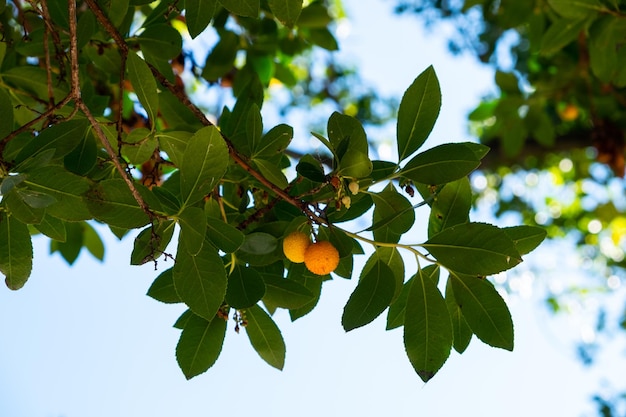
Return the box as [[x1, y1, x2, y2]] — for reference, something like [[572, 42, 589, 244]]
[[1, 1, 623, 416]]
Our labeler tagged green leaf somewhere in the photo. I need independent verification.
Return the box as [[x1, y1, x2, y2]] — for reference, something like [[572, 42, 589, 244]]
[[2, 66, 68, 103], [308, 28, 338, 51], [540, 17, 588, 56], [253, 158, 289, 189], [65, 134, 97, 175], [173, 309, 193, 329], [252, 123, 293, 159], [158, 130, 193, 167], [288, 263, 324, 321], [127, 52, 159, 123], [178, 206, 206, 256], [83, 222, 105, 261], [502, 225, 546, 255], [226, 265, 266, 308], [202, 30, 239, 81], [547, 0, 602, 19], [397, 65, 441, 161], [342, 261, 396, 331], [401, 142, 481, 185], [130, 219, 176, 265], [370, 184, 414, 243], [24, 166, 91, 221], [176, 313, 227, 379], [423, 222, 522, 276], [147, 268, 182, 304], [268, 0, 302, 28], [362, 247, 405, 302], [185, 0, 217, 38], [297, 2, 331, 27], [404, 268, 452, 382], [173, 238, 228, 321], [16, 119, 89, 164], [218, 0, 259, 17], [85, 179, 160, 228], [0, 87, 14, 138], [445, 277, 472, 353], [261, 272, 315, 310], [205, 217, 245, 253], [137, 24, 182, 60], [50, 221, 83, 264], [33, 214, 67, 242], [244, 304, 286, 370], [428, 177, 471, 237], [122, 128, 157, 165], [450, 273, 514, 351], [0, 213, 33, 290], [3, 190, 45, 224], [180, 126, 229, 206], [238, 232, 278, 256], [386, 265, 440, 330]]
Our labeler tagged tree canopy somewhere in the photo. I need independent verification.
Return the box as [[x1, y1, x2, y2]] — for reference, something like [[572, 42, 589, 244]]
[[2, 0, 624, 410]]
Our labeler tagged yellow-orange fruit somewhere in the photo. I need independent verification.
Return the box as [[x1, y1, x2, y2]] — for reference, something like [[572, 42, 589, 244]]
[[282, 231, 311, 263], [304, 241, 340, 275]]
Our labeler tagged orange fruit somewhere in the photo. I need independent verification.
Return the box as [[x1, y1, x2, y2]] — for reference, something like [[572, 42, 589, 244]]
[[282, 231, 311, 263], [304, 241, 340, 275]]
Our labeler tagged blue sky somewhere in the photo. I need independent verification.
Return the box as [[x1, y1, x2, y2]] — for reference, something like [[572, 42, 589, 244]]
[[0, 1, 618, 416]]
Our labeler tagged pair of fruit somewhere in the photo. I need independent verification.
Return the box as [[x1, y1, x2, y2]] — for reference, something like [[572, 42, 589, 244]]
[[282, 231, 339, 275]]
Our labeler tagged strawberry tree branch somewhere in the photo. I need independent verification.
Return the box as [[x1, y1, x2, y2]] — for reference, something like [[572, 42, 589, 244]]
[[83, 0, 328, 226]]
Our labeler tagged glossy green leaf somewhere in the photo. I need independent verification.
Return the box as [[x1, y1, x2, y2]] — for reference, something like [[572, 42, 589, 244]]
[[147, 268, 182, 304], [185, 0, 217, 38], [397, 65, 441, 161], [19, 188, 56, 209], [173, 309, 193, 330], [176, 313, 227, 379], [178, 207, 206, 256], [428, 177, 471, 237], [130, 219, 176, 265], [0, 87, 13, 138], [158, 130, 193, 167], [138, 24, 183, 60], [173, 238, 228, 321], [445, 277, 473, 353], [127, 52, 159, 123], [16, 119, 89, 164], [404, 268, 452, 382], [386, 265, 439, 330], [2, 66, 68, 103], [85, 179, 160, 228], [450, 273, 514, 351], [238, 232, 278, 256], [503, 225, 547, 255], [244, 304, 286, 370], [24, 166, 91, 221], [423, 222, 522, 275], [401, 142, 481, 185], [246, 103, 263, 153], [0, 213, 33, 290], [226, 265, 266, 308], [180, 126, 229, 206], [269, 0, 302, 27], [205, 217, 245, 253], [342, 261, 396, 331]]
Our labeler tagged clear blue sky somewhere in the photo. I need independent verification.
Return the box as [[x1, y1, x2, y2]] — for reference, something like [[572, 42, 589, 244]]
[[0, 2, 617, 416]]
